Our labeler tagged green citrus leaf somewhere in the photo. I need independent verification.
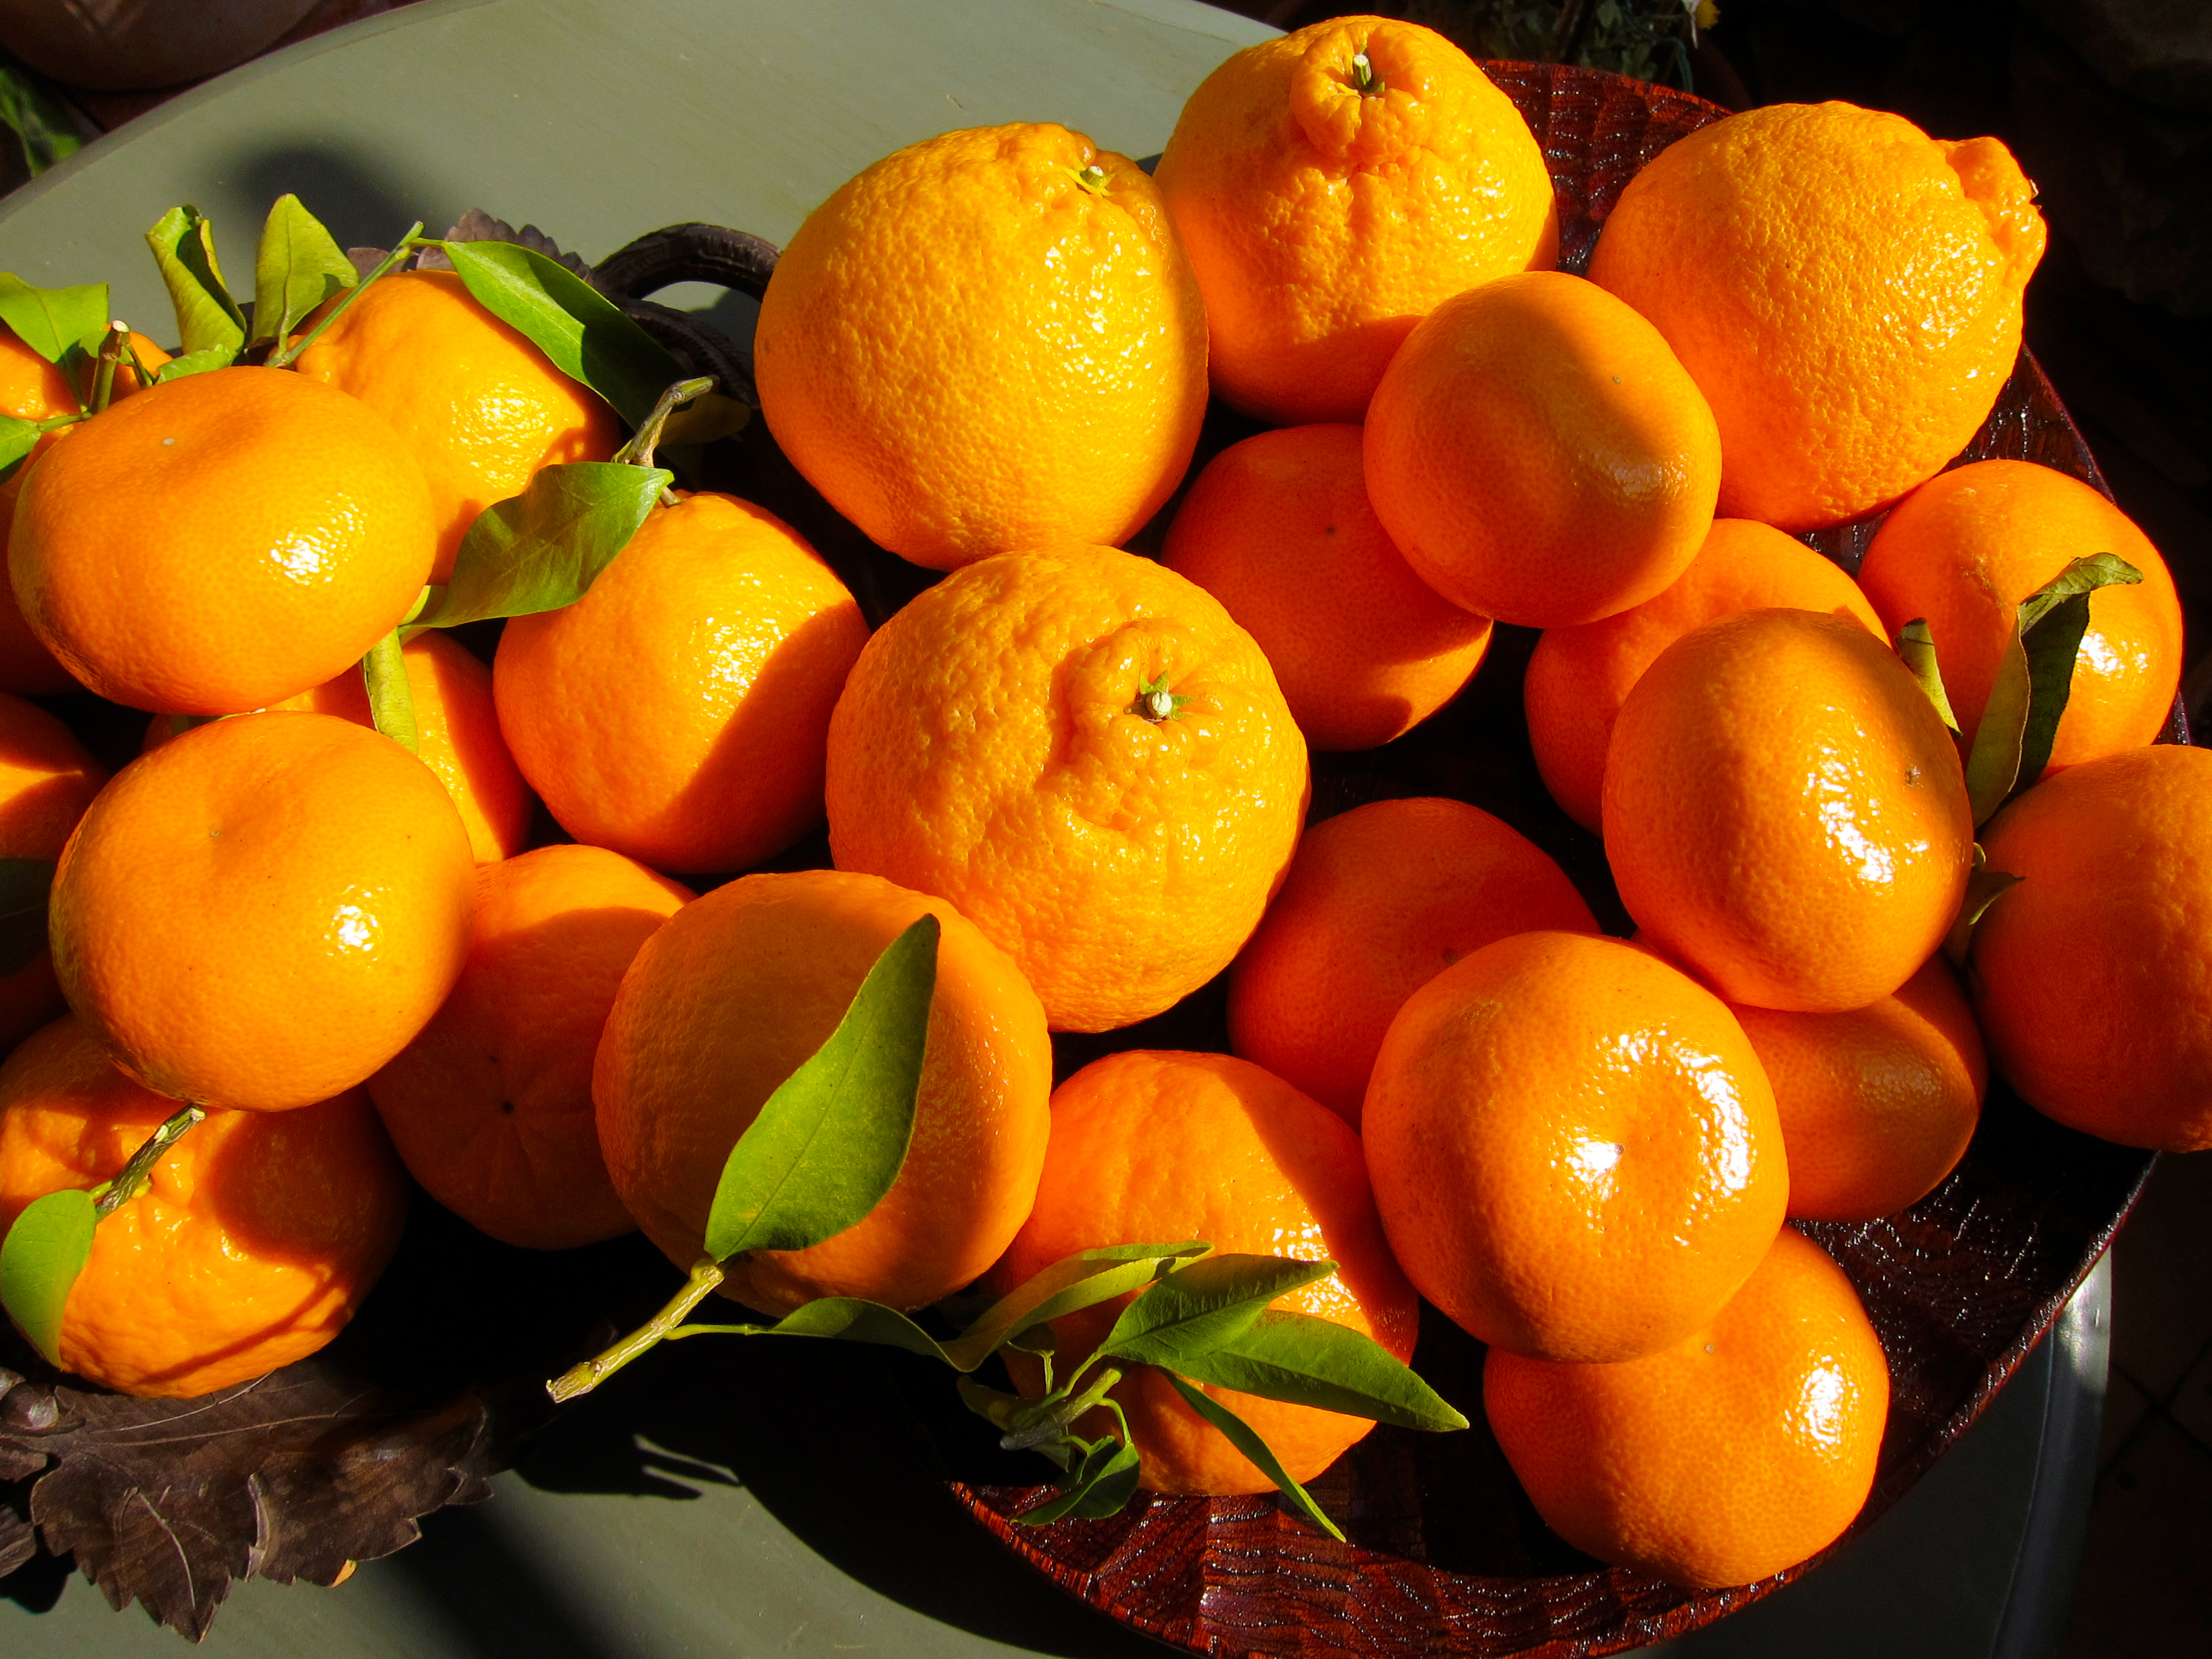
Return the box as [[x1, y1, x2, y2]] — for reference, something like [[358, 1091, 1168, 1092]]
[[152, 345, 234, 384], [0, 412, 40, 485], [361, 631, 417, 754], [1161, 1372, 1343, 1541], [1965, 554, 2143, 824], [1102, 1253, 1338, 1370], [144, 206, 246, 361], [0, 1187, 94, 1365], [702, 914, 938, 1261], [0, 64, 83, 176], [1895, 618, 1959, 738], [443, 239, 682, 427], [955, 1373, 1028, 1433], [1943, 846, 2025, 972], [1163, 1308, 1470, 1433], [939, 1240, 1210, 1372], [412, 462, 671, 629], [671, 1296, 953, 1361], [0, 855, 53, 979], [250, 194, 355, 350], [0, 273, 104, 372], [1012, 1436, 1143, 1527]]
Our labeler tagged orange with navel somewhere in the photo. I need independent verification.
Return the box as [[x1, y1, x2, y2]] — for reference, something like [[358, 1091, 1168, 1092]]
[[594, 868, 1052, 1315], [1363, 270, 1721, 628], [825, 544, 1309, 1033], [1161, 423, 1492, 751], [1525, 517, 1885, 831], [1152, 14, 1557, 424], [369, 843, 691, 1250], [0, 1014, 406, 1398], [1362, 930, 1787, 1364], [994, 1048, 1420, 1495]]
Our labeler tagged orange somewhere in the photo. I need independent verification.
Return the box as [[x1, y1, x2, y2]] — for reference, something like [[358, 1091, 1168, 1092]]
[[1604, 608, 1975, 1013], [49, 710, 475, 1112], [1161, 423, 1493, 751], [294, 268, 620, 583], [144, 628, 532, 864], [0, 691, 107, 1053], [825, 545, 1309, 1033], [1526, 518, 1885, 831], [494, 490, 867, 876], [1151, 15, 1557, 424], [369, 844, 691, 1250], [1363, 271, 1721, 628], [1587, 102, 2045, 531], [1227, 796, 1598, 1123], [1363, 930, 1786, 1363], [1731, 954, 1985, 1222], [0, 324, 170, 696], [1971, 743, 2212, 1151], [1484, 1224, 1888, 1589], [594, 868, 1051, 1315], [754, 122, 1208, 571], [10, 366, 436, 714], [1855, 459, 2182, 770], [993, 1048, 1419, 1495], [0, 1014, 406, 1398]]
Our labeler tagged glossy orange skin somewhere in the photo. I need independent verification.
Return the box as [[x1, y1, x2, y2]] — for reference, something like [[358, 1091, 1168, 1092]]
[[1485, 1225, 1888, 1589], [10, 366, 436, 714], [1162, 424, 1492, 751], [369, 844, 689, 1249], [1587, 103, 2045, 531], [1972, 745, 2212, 1151], [0, 691, 106, 1051], [295, 269, 618, 582], [756, 123, 1208, 571], [0, 326, 170, 695], [826, 545, 1309, 1033], [1364, 931, 1787, 1364], [496, 491, 867, 876], [1152, 15, 1557, 424], [144, 629, 533, 865], [1731, 954, 1985, 1222], [50, 711, 476, 1111], [0, 1016, 406, 1398], [1526, 518, 1885, 831], [1227, 796, 1598, 1124], [1604, 609, 1975, 1013], [994, 1049, 1419, 1495], [1856, 460, 2182, 771], [1364, 271, 1721, 628], [594, 868, 1052, 1315]]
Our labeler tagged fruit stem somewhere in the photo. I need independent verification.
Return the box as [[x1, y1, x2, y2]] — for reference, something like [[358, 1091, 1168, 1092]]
[[90, 1104, 203, 1219], [614, 375, 717, 475], [546, 1255, 725, 1404], [1128, 674, 1190, 723], [1350, 50, 1384, 97], [87, 323, 130, 414], [264, 223, 427, 370]]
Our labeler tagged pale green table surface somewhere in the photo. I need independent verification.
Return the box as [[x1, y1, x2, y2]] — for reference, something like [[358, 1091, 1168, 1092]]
[[0, 1, 2109, 1652]]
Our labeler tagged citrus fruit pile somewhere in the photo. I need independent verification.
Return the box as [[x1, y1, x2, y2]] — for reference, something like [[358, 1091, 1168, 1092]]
[[0, 10, 2200, 1616]]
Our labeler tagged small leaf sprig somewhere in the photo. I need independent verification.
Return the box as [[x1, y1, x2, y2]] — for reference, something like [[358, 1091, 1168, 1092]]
[[548, 922, 1469, 1538]]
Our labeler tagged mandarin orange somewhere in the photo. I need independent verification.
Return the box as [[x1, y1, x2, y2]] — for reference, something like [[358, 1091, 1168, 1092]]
[[0, 691, 106, 1053]]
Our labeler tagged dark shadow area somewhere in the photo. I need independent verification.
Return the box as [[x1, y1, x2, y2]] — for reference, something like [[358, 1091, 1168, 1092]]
[[386, 1499, 638, 1659], [223, 137, 444, 255]]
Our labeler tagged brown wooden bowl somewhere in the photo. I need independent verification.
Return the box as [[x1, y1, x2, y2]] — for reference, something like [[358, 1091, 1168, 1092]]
[[943, 59, 2164, 1658]]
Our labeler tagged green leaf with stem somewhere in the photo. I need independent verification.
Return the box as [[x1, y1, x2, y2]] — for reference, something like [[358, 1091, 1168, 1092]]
[[1162, 1308, 1470, 1432], [0, 855, 53, 979], [409, 461, 671, 630], [1964, 554, 2143, 824], [1942, 844, 2024, 973], [441, 239, 682, 427], [0, 274, 105, 376], [0, 414, 39, 486], [703, 914, 938, 1259], [250, 194, 356, 351], [1162, 1372, 1344, 1541], [668, 1295, 951, 1361], [264, 227, 422, 370], [1100, 1253, 1338, 1369], [1014, 1433, 1143, 1526], [361, 630, 417, 754], [939, 1241, 1210, 1373], [1895, 618, 1959, 739], [153, 346, 236, 385], [0, 1189, 92, 1364], [144, 206, 245, 362]]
